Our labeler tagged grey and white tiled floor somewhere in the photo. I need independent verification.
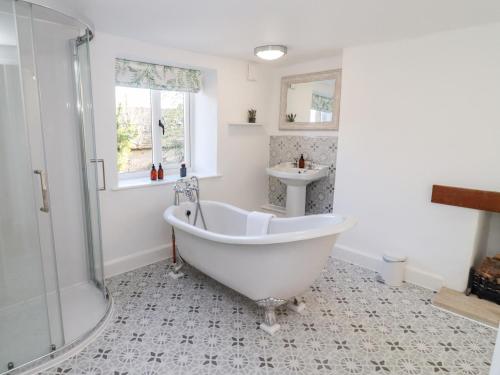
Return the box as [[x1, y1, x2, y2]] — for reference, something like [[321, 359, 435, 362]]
[[41, 258, 496, 374]]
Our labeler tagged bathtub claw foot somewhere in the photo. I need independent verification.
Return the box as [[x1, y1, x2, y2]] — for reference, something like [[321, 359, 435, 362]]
[[256, 297, 287, 336], [173, 262, 183, 272], [260, 306, 280, 335], [169, 261, 184, 279], [169, 270, 184, 279], [287, 298, 306, 313], [260, 321, 281, 335]]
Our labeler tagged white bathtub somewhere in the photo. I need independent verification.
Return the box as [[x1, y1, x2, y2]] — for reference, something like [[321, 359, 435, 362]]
[[163, 200, 354, 334]]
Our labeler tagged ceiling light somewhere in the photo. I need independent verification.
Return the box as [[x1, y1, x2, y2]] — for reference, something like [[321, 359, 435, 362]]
[[254, 45, 287, 61]]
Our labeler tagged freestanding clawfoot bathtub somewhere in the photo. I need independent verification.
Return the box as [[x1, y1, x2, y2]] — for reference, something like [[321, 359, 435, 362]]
[[164, 200, 355, 334]]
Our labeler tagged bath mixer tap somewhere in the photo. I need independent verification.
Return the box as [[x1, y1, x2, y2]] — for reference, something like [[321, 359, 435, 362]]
[[171, 176, 207, 268], [173, 176, 207, 230]]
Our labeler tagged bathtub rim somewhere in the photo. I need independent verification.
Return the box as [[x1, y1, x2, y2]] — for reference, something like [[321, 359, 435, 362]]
[[164, 200, 356, 245]]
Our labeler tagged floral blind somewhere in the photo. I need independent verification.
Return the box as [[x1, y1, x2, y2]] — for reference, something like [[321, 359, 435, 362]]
[[115, 58, 201, 93], [311, 93, 332, 112]]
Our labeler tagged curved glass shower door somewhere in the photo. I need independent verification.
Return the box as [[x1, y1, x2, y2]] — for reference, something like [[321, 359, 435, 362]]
[[0, 0, 63, 371], [28, 3, 108, 344], [1, 1, 108, 373]]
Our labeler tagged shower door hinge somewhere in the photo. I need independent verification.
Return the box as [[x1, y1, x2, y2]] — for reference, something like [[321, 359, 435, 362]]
[[7, 362, 14, 370], [75, 29, 94, 46]]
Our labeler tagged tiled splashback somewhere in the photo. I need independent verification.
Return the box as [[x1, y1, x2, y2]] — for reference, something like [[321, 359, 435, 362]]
[[269, 136, 338, 214]]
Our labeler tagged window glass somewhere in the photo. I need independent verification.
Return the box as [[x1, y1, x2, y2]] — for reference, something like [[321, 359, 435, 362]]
[[310, 109, 333, 123], [115, 87, 152, 173], [160, 91, 186, 166]]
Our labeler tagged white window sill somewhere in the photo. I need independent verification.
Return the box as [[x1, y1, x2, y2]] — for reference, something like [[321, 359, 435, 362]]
[[112, 173, 221, 191]]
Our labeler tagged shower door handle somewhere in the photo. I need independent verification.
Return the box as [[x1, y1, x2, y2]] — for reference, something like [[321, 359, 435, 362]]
[[90, 159, 106, 191], [34, 170, 50, 213]]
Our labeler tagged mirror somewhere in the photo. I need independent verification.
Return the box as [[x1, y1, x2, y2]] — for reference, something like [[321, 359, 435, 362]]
[[279, 69, 341, 130]]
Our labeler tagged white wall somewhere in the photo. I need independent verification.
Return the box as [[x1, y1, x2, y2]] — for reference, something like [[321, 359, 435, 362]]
[[89, 33, 272, 276], [477, 212, 500, 262], [491, 326, 500, 375], [485, 214, 500, 257], [334, 23, 500, 291], [192, 70, 218, 176]]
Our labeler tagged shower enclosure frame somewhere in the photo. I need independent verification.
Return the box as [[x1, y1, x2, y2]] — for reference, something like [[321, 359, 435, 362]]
[[1, 1, 112, 374], [73, 31, 105, 293]]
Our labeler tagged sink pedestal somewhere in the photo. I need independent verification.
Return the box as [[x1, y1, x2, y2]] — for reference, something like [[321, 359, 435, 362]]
[[266, 162, 328, 217], [286, 185, 307, 217]]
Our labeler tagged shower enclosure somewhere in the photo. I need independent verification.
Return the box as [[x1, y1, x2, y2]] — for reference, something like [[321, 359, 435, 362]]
[[0, 1, 109, 373]]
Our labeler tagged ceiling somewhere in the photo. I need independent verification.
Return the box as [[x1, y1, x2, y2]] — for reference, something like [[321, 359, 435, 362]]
[[74, 0, 500, 65]]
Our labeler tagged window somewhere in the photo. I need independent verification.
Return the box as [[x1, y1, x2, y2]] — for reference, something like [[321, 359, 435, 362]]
[[309, 92, 333, 123], [116, 87, 152, 174], [116, 87, 190, 177], [114, 58, 201, 180], [160, 90, 189, 167], [310, 109, 333, 123]]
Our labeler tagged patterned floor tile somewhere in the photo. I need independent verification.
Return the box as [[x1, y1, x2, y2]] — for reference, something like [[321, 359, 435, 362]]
[[39, 258, 496, 374]]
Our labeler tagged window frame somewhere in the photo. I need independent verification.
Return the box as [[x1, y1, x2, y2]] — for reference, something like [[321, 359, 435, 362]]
[[117, 87, 192, 181]]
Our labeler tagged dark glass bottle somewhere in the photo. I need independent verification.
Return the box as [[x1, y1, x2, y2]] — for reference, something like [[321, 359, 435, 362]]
[[180, 163, 187, 177], [158, 163, 164, 180], [150, 164, 157, 181], [298, 154, 305, 169]]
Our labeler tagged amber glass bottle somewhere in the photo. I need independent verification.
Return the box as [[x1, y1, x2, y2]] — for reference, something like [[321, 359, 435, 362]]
[[150, 164, 157, 181], [158, 163, 164, 180], [298, 154, 305, 169]]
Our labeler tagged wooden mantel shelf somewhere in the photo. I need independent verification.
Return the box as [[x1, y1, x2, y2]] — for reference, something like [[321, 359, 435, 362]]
[[431, 185, 500, 213]]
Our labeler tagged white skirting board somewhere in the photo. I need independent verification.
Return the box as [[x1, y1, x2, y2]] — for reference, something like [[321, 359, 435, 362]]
[[332, 244, 444, 291], [104, 244, 172, 278], [103, 242, 443, 291]]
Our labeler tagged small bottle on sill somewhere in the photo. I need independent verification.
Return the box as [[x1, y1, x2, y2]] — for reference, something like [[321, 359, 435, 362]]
[[158, 163, 164, 180], [150, 164, 157, 181]]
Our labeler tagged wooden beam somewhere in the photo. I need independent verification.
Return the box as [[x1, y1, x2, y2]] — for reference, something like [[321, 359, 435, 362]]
[[431, 185, 500, 213]]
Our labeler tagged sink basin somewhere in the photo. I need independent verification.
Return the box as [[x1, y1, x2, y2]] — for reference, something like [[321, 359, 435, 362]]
[[266, 162, 328, 216], [267, 162, 328, 186]]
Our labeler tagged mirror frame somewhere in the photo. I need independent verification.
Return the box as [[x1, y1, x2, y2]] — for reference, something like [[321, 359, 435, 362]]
[[279, 69, 342, 130]]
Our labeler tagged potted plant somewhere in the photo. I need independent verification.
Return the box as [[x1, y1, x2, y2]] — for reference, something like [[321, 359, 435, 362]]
[[286, 113, 296, 122], [248, 109, 257, 123]]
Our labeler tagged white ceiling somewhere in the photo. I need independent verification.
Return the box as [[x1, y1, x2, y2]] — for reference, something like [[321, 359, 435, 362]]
[[74, 0, 500, 65]]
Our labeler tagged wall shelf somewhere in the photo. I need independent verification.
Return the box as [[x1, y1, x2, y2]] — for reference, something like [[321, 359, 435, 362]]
[[228, 122, 263, 127], [431, 185, 500, 213]]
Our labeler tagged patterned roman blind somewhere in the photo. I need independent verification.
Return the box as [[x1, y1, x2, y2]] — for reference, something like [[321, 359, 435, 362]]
[[115, 58, 202, 93], [311, 93, 332, 112]]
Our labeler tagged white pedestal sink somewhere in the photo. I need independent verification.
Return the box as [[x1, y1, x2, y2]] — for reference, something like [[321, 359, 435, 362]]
[[266, 162, 329, 216]]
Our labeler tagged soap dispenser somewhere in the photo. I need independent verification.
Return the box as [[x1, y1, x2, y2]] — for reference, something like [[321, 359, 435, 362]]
[[158, 163, 164, 180], [150, 164, 157, 181], [180, 163, 187, 178], [298, 154, 305, 169]]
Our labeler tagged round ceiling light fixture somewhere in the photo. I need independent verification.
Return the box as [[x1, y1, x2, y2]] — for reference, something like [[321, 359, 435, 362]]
[[254, 45, 287, 61]]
